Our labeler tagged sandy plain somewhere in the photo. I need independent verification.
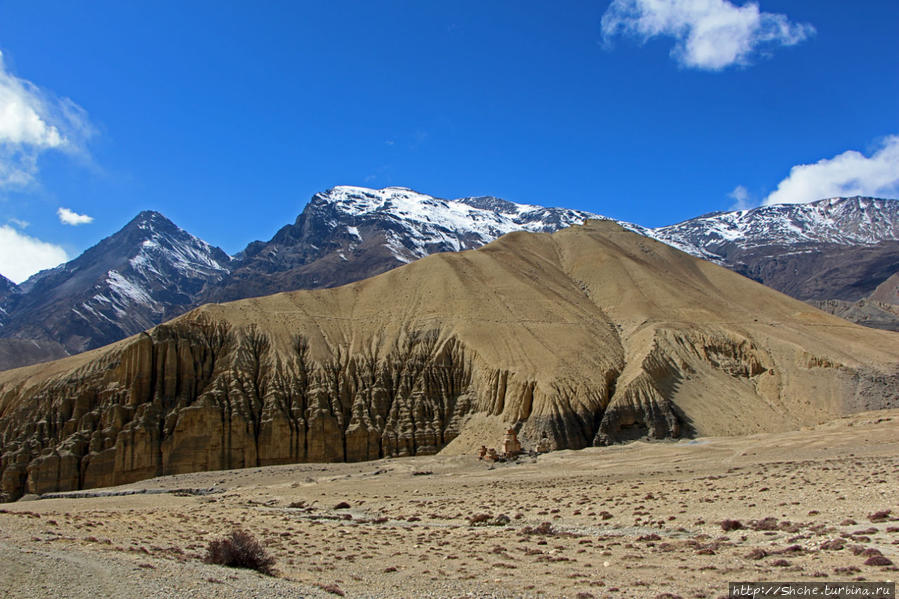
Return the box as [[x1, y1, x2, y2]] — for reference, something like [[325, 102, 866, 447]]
[[1, 409, 897, 599]]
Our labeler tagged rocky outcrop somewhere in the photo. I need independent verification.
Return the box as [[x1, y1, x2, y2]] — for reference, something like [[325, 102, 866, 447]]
[[594, 329, 768, 444], [1, 221, 897, 500], [809, 298, 899, 332], [0, 318, 487, 500]]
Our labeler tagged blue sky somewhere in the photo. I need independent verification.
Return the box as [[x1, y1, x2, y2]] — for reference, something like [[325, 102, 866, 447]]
[[0, 0, 897, 282]]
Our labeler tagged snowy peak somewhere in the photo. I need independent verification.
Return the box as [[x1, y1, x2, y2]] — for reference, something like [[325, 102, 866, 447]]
[[317, 185, 600, 228], [204, 185, 609, 304], [652, 196, 899, 260], [2, 210, 233, 358], [310, 185, 603, 262], [647, 196, 899, 305], [120, 210, 232, 280]]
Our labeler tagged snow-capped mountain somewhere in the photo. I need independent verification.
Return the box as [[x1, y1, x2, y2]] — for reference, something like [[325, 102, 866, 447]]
[[651, 197, 899, 261], [322, 186, 604, 261], [649, 197, 899, 302], [0, 211, 231, 362], [202, 186, 604, 302]]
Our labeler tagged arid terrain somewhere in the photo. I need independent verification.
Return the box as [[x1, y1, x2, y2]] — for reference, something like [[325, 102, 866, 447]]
[[3, 221, 898, 501], [1, 409, 896, 599]]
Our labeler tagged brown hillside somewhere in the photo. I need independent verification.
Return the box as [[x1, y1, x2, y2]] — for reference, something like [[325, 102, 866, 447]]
[[0, 221, 896, 500]]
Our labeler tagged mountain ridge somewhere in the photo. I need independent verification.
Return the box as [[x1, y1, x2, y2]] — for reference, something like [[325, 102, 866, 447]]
[[650, 196, 899, 303], [199, 185, 604, 303], [1, 189, 896, 372], [652, 196, 899, 257]]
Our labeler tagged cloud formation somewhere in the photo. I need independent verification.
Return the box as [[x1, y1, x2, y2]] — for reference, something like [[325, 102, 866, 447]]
[[728, 184, 751, 210], [601, 0, 815, 70], [764, 136, 899, 205], [57, 207, 93, 226], [0, 224, 67, 284], [0, 50, 92, 187]]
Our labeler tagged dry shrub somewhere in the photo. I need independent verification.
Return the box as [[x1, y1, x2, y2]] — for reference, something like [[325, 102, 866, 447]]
[[868, 510, 891, 522], [721, 519, 743, 532], [468, 513, 510, 526], [521, 521, 558, 536], [316, 583, 345, 596], [204, 530, 276, 576], [771, 559, 791, 567], [751, 517, 779, 531], [467, 513, 492, 526]]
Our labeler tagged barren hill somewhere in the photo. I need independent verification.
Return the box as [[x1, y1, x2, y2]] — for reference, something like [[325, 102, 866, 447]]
[[1, 221, 896, 500]]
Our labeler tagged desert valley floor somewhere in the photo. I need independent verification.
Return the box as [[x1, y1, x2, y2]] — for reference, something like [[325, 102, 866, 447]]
[[1, 409, 897, 599]]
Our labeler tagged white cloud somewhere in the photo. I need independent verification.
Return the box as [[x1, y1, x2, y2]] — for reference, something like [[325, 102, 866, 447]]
[[0, 50, 92, 187], [601, 0, 815, 71], [728, 184, 752, 210], [764, 136, 899, 205], [0, 224, 68, 284], [57, 206, 93, 226]]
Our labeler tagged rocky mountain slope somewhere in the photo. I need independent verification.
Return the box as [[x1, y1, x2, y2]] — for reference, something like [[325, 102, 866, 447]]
[[1, 221, 896, 500], [651, 196, 899, 300], [0, 211, 231, 361], [870, 272, 899, 304], [0, 275, 18, 327], [809, 273, 899, 332], [200, 185, 601, 302]]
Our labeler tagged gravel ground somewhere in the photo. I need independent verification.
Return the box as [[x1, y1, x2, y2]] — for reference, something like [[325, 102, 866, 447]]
[[1, 410, 897, 599]]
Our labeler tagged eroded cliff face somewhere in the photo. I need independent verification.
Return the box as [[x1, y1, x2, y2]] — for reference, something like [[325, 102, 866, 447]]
[[0, 318, 471, 500], [594, 328, 769, 445]]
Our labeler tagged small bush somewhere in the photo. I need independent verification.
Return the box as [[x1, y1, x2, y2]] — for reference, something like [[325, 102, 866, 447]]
[[315, 583, 345, 596], [746, 548, 768, 560], [522, 521, 557, 536], [751, 517, 779, 531], [467, 513, 510, 527], [468, 513, 492, 526], [721, 519, 743, 532], [204, 530, 276, 576], [771, 559, 791, 567]]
